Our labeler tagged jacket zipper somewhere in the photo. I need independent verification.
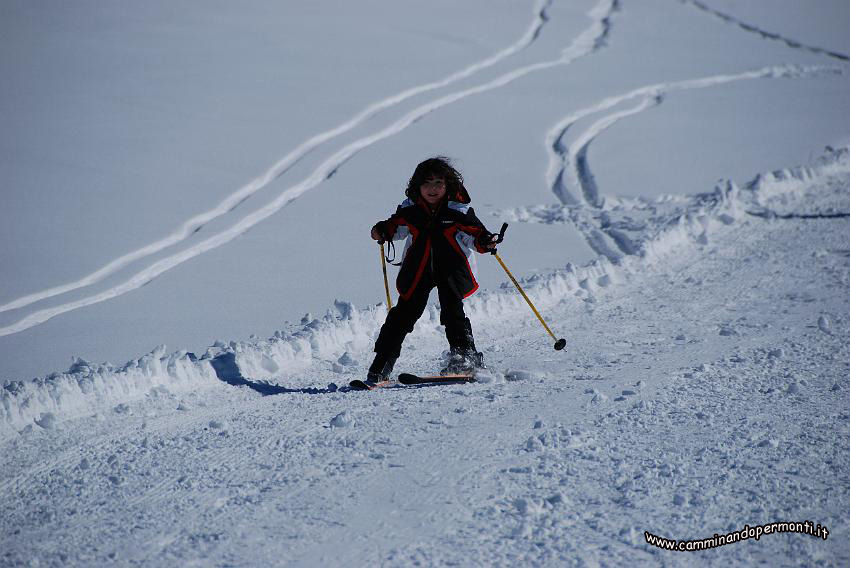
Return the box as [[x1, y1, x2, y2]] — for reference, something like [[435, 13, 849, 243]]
[[427, 202, 440, 278]]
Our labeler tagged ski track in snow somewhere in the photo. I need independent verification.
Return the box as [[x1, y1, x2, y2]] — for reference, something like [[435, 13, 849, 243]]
[[747, 210, 850, 220], [2, 165, 848, 566], [680, 0, 850, 62], [572, 95, 663, 208], [541, 64, 841, 262], [0, 0, 554, 317], [0, 0, 620, 338], [546, 64, 840, 208]]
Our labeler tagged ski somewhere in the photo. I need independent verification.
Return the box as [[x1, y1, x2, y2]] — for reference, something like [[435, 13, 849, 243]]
[[350, 373, 476, 389], [349, 378, 394, 391], [397, 372, 476, 385]]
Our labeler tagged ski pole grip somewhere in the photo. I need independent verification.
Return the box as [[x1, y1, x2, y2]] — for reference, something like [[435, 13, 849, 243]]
[[489, 223, 508, 254]]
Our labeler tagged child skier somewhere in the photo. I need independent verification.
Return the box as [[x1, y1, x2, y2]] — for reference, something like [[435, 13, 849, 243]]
[[366, 157, 499, 384]]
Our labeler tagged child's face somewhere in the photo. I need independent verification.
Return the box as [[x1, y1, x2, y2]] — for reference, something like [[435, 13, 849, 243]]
[[420, 176, 446, 207]]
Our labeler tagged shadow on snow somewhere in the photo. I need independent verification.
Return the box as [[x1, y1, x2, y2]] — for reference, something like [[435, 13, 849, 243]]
[[210, 352, 339, 396], [209, 352, 470, 395]]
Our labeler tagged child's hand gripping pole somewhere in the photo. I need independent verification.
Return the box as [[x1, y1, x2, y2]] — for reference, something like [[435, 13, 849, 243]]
[[490, 223, 567, 351], [379, 241, 393, 310]]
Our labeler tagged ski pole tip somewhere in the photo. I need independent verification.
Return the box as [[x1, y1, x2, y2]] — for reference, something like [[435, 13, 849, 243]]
[[554, 338, 566, 350]]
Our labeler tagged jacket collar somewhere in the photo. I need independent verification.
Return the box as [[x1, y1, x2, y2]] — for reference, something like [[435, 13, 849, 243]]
[[416, 196, 446, 217]]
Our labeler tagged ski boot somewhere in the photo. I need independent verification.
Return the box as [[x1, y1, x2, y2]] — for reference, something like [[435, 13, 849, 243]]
[[440, 346, 485, 376], [351, 353, 398, 390], [364, 352, 398, 385], [441, 317, 485, 376]]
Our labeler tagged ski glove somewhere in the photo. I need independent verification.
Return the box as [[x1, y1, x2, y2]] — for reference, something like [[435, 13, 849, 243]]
[[372, 221, 391, 243], [475, 230, 498, 251]]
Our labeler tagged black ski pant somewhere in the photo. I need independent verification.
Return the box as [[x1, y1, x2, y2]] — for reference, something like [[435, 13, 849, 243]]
[[374, 272, 474, 358]]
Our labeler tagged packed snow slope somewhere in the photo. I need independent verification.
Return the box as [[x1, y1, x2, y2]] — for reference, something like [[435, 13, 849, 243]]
[[2, 0, 850, 379], [2, 153, 848, 566], [2, 1, 850, 564]]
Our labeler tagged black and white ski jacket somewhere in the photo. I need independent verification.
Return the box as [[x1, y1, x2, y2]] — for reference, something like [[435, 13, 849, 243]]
[[373, 197, 494, 301]]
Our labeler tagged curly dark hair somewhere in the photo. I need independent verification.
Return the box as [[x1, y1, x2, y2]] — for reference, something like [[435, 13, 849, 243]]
[[405, 156, 470, 204]]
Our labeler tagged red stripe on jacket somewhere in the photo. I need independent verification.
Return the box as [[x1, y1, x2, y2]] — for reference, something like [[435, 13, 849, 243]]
[[443, 226, 479, 299]]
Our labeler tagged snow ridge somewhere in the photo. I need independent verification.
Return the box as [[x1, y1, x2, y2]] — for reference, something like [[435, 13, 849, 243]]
[[4, 146, 848, 438], [0, 0, 554, 317], [0, 0, 620, 339], [680, 0, 850, 62], [1, 347, 219, 439], [506, 146, 850, 261]]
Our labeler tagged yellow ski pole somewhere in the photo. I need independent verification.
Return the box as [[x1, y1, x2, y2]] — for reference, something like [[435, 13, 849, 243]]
[[379, 242, 393, 310], [490, 224, 566, 351]]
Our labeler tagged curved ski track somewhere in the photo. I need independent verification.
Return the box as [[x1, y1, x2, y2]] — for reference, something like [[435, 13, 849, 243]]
[[0, 0, 619, 338], [542, 64, 840, 262], [0, 0, 554, 316]]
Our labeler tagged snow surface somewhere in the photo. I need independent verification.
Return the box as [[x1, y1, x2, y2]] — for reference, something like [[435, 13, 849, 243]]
[[3, 0, 850, 380], [2, 152, 848, 566], [2, 0, 850, 565]]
